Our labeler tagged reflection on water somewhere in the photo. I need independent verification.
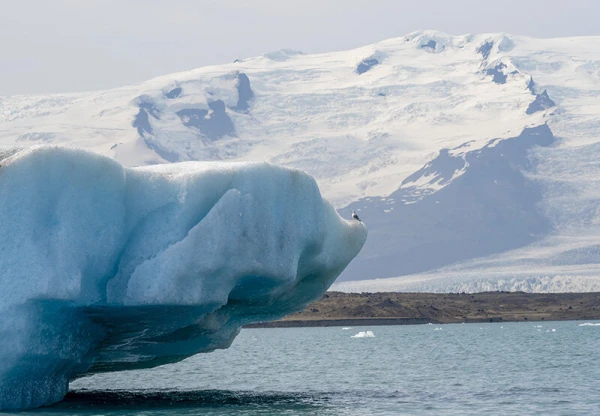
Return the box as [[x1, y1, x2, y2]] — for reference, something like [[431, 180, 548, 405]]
[[58, 389, 330, 409]]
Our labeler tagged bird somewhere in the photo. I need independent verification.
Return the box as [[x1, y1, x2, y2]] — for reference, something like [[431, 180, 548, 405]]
[[352, 211, 361, 222]]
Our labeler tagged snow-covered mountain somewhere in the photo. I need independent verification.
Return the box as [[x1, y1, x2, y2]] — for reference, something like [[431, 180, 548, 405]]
[[3, 30, 600, 292]]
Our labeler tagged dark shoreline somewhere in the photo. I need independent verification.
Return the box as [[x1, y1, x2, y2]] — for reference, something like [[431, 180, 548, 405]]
[[245, 291, 600, 328], [245, 317, 432, 328]]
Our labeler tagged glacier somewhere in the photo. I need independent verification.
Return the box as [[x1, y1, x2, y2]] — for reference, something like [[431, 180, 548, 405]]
[[2, 30, 600, 293], [0, 146, 367, 410]]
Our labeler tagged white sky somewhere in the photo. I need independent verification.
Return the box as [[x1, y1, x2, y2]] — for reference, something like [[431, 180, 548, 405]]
[[1, 0, 598, 96]]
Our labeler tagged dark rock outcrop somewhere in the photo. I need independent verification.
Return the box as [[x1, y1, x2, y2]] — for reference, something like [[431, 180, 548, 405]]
[[132, 100, 180, 162], [477, 41, 494, 60], [165, 87, 182, 99], [486, 63, 508, 84], [356, 58, 379, 75], [176, 100, 235, 141], [526, 90, 556, 114], [232, 73, 254, 112], [133, 101, 159, 137], [526, 77, 536, 94], [339, 125, 556, 281], [420, 40, 437, 50]]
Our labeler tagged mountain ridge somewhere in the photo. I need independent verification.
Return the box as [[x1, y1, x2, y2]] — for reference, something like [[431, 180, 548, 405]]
[[2, 31, 600, 292]]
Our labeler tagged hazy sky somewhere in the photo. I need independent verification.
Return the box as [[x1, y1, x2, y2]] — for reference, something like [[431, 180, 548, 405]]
[[1, 0, 598, 96]]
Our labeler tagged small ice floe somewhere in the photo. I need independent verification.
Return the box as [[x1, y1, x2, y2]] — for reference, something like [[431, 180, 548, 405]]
[[341, 327, 352, 330], [434, 327, 443, 331], [546, 329, 557, 332], [351, 331, 375, 338], [579, 323, 600, 327]]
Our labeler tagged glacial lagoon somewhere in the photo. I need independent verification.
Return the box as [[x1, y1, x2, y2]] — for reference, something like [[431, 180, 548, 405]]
[[15, 320, 600, 416]]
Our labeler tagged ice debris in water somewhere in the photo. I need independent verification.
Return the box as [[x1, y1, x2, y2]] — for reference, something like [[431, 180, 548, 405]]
[[0, 146, 367, 410], [351, 331, 375, 338], [579, 323, 600, 326]]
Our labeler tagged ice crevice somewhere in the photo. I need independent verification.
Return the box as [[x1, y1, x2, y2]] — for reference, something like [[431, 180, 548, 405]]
[[0, 146, 367, 410]]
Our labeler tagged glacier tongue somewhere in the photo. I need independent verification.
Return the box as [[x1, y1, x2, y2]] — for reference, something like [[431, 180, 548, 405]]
[[0, 146, 367, 410]]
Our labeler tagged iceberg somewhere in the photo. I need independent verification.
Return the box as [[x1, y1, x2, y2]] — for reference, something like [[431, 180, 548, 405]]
[[351, 331, 375, 338], [0, 146, 367, 410]]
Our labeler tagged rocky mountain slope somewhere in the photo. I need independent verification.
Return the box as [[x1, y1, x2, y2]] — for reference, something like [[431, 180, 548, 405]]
[[2, 31, 600, 292]]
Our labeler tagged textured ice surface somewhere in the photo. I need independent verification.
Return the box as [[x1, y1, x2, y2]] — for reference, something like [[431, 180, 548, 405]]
[[0, 147, 366, 410]]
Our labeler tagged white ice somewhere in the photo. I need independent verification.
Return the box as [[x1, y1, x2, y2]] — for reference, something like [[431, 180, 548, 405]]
[[0, 146, 366, 410], [351, 331, 375, 338]]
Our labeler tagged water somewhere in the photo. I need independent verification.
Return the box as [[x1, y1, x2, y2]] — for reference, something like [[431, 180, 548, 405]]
[[16, 321, 600, 415]]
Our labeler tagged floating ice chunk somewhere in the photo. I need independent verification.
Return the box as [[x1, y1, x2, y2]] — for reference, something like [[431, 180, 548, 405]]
[[341, 327, 352, 330], [0, 146, 367, 410], [351, 331, 375, 338], [579, 323, 600, 326]]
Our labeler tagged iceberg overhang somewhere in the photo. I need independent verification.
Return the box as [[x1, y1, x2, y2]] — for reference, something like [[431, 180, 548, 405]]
[[0, 146, 367, 410]]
